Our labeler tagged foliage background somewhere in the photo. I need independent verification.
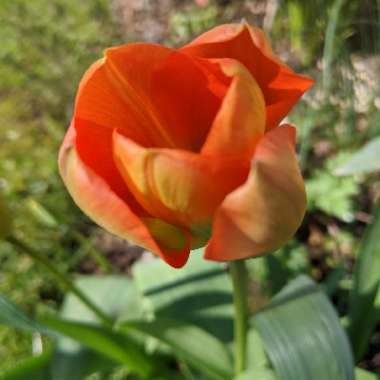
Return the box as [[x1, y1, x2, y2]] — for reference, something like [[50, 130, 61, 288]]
[[0, 0, 379, 377]]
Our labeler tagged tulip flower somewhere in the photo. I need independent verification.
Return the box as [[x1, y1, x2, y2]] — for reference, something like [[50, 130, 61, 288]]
[[59, 24, 314, 268]]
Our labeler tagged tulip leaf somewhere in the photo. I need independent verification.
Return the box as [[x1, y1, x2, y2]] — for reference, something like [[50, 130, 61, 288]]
[[348, 199, 380, 360], [50, 344, 115, 380], [0, 294, 50, 334], [42, 317, 157, 379], [133, 251, 233, 342], [40, 275, 145, 379], [234, 368, 278, 380], [254, 275, 355, 380], [0, 352, 52, 380], [336, 136, 380, 176], [122, 318, 234, 380], [246, 327, 271, 370], [60, 275, 144, 323]]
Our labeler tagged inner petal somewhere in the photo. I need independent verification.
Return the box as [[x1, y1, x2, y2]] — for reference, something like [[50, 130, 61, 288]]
[[181, 24, 314, 129], [105, 44, 230, 151]]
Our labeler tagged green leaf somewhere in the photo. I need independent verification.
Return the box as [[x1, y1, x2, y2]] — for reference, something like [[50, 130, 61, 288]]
[[246, 327, 270, 370], [254, 275, 355, 380], [348, 199, 380, 360], [306, 155, 359, 222], [133, 251, 233, 342], [336, 137, 380, 176], [51, 343, 115, 380], [47, 275, 146, 380], [61, 275, 144, 323], [0, 352, 52, 380], [122, 318, 233, 380], [356, 368, 380, 380], [234, 367, 278, 380], [0, 349, 114, 380], [0, 294, 50, 334], [42, 317, 156, 379]]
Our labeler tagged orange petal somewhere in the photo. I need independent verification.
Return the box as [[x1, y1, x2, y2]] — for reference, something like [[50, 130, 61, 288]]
[[205, 125, 306, 261], [201, 58, 266, 158], [74, 59, 152, 147], [113, 131, 249, 228], [58, 125, 190, 268], [105, 44, 228, 150], [72, 58, 154, 203], [181, 24, 314, 129]]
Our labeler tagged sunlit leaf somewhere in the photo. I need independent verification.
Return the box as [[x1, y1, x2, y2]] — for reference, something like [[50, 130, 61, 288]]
[[133, 251, 233, 342], [356, 368, 380, 380], [61, 275, 143, 323]]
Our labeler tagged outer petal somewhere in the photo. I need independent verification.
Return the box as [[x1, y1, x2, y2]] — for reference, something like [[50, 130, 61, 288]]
[[73, 58, 152, 203], [201, 58, 266, 158], [205, 125, 306, 261], [74, 59, 152, 147], [59, 125, 190, 268], [181, 24, 314, 130], [113, 131, 249, 228]]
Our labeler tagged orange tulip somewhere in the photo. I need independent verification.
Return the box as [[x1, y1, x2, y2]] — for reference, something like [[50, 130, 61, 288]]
[[59, 24, 314, 268]]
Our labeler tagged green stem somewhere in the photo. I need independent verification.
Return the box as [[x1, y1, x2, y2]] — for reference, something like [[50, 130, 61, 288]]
[[230, 260, 249, 375], [7, 235, 112, 327]]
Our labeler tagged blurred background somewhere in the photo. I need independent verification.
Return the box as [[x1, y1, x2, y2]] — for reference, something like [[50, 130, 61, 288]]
[[0, 0, 379, 377]]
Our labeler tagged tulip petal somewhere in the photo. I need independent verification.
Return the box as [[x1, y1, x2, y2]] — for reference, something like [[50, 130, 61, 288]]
[[74, 59, 152, 147], [105, 44, 229, 150], [205, 125, 306, 261], [73, 58, 154, 202], [113, 131, 249, 228], [181, 24, 314, 129], [59, 125, 190, 268], [201, 58, 266, 157]]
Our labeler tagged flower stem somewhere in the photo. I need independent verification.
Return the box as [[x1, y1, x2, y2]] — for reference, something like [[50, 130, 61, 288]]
[[7, 235, 113, 327], [230, 260, 248, 374]]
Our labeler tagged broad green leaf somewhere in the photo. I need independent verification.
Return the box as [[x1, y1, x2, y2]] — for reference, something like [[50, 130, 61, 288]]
[[356, 368, 380, 380], [246, 327, 270, 370], [254, 275, 355, 380], [43, 317, 156, 379], [336, 137, 380, 176], [0, 294, 50, 334], [1, 352, 52, 380], [51, 343, 115, 380], [133, 251, 233, 342], [122, 318, 233, 380], [61, 275, 143, 323], [348, 199, 380, 360], [234, 367, 278, 380], [51, 275, 145, 379]]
